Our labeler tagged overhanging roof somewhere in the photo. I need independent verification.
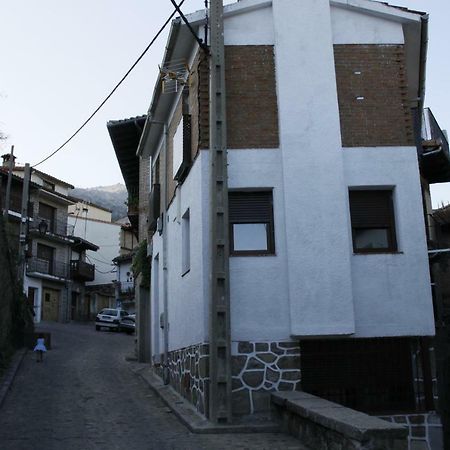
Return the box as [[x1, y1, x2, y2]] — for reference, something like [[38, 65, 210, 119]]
[[71, 236, 99, 252], [107, 115, 147, 192]]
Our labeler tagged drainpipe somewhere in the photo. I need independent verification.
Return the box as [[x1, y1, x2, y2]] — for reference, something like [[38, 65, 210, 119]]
[[417, 14, 429, 129], [162, 123, 170, 385]]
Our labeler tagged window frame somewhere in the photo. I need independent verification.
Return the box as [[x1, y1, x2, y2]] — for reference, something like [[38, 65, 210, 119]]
[[228, 190, 275, 256], [349, 189, 397, 254]]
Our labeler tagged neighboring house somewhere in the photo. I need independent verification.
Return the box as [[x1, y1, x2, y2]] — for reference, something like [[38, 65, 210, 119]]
[[107, 115, 148, 353], [68, 199, 120, 316], [116, 0, 446, 447], [2, 155, 97, 323], [112, 218, 138, 313]]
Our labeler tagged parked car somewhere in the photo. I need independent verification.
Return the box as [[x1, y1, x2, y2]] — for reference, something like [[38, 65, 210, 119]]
[[95, 308, 129, 331], [120, 314, 135, 334]]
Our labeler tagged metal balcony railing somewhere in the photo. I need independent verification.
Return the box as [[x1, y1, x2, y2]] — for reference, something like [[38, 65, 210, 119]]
[[70, 260, 95, 282], [422, 108, 449, 153], [26, 257, 68, 279], [119, 280, 135, 294], [419, 108, 450, 183]]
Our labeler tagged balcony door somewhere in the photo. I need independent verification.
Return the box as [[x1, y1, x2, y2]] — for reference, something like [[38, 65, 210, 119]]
[[37, 243, 54, 275]]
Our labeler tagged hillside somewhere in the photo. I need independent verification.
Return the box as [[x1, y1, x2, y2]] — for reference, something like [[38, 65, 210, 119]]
[[72, 183, 128, 221]]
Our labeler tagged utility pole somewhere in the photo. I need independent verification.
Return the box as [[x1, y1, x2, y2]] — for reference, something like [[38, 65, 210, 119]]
[[18, 163, 30, 281], [4, 145, 15, 218], [208, 0, 232, 424]]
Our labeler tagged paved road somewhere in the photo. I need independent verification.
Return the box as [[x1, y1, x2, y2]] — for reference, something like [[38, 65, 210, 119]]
[[0, 322, 305, 450]]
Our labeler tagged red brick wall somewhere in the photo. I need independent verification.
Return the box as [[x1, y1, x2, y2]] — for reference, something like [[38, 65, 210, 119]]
[[198, 45, 279, 149], [334, 44, 415, 147]]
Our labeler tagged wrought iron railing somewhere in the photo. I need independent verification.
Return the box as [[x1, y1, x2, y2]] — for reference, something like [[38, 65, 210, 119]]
[[26, 257, 68, 278], [70, 260, 95, 281], [119, 280, 135, 294]]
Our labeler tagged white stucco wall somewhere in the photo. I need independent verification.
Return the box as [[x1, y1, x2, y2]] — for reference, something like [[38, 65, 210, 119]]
[[227, 149, 291, 342], [273, 0, 355, 337], [343, 147, 435, 337], [224, 4, 274, 45], [330, 5, 404, 44], [67, 217, 120, 285], [151, 151, 209, 352]]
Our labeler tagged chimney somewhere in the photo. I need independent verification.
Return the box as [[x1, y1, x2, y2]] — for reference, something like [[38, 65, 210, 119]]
[[2, 153, 16, 169]]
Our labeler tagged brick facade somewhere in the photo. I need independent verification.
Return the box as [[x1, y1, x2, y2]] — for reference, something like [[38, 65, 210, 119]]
[[139, 155, 151, 241], [198, 45, 279, 150], [333, 44, 415, 147]]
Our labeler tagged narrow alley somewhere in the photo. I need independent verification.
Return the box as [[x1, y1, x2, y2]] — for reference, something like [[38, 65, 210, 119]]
[[0, 322, 304, 450]]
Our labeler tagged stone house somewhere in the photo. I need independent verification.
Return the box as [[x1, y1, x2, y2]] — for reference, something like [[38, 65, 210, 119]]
[[118, 0, 447, 447], [1, 154, 99, 323]]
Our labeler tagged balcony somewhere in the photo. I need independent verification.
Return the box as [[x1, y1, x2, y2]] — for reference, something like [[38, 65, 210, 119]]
[[70, 260, 95, 282], [26, 257, 68, 280], [119, 280, 135, 295], [418, 108, 450, 183]]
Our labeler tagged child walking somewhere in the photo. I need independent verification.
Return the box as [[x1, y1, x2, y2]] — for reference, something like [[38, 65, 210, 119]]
[[33, 334, 47, 362]]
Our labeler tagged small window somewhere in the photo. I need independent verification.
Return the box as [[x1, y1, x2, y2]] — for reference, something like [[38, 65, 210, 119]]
[[349, 189, 397, 253], [229, 191, 275, 255], [182, 209, 190, 275], [43, 180, 55, 191]]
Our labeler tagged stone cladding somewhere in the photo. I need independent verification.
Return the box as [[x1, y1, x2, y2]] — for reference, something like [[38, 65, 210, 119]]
[[379, 413, 443, 450], [231, 341, 301, 416], [166, 343, 210, 416]]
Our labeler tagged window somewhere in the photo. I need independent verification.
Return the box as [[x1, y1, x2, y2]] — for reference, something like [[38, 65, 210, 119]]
[[39, 202, 55, 233], [349, 189, 397, 253], [229, 191, 275, 255], [43, 180, 55, 191], [37, 243, 55, 275], [173, 114, 192, 182], [182, 209, 190, 275]]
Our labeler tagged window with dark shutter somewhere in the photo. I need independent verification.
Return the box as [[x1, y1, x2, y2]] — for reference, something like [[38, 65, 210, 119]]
[[229, 191, 275, 255], [349, 190, 397, 253]]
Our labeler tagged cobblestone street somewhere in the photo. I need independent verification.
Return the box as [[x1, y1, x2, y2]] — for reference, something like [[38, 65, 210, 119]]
[[0, 322, 305, 450]]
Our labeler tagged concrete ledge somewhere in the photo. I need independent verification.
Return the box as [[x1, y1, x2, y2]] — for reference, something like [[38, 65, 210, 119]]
[[272, 391, 408, 450], [0, 348, 27, 409], [128, 362, 280, 434]]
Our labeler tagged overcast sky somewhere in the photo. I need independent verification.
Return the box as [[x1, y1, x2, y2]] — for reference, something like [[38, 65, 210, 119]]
[[0, 1, 449, 205]]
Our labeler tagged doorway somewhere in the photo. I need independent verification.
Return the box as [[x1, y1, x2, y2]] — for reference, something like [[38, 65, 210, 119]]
[[42, 288, 60, 321]]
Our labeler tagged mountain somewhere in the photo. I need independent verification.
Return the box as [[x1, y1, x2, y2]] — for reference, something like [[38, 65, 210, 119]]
[[72, 184, 128, 221]]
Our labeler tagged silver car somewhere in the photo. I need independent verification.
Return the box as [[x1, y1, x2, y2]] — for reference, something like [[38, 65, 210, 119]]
[[95, 308, 129, 331]]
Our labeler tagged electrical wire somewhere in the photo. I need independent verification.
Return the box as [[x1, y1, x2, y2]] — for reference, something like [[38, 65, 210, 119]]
[[168, 0, 208, 51], [32, 0, 186, 169]]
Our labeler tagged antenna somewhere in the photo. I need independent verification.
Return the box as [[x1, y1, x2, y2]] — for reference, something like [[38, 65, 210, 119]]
[[159, 59, 190, 94]]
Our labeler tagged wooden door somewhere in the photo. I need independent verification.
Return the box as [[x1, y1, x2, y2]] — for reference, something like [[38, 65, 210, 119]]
[[42, 288, 60, 321]]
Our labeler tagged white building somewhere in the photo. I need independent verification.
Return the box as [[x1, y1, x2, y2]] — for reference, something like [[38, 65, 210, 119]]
[[117, 0, 445, 446], [68, 201, 121, 315]]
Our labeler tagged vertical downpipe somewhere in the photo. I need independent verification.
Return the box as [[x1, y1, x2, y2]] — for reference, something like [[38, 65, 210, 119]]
[[162, 124, 170, 384]]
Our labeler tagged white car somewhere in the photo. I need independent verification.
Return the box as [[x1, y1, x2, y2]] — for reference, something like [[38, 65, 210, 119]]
[[95, 308, 129, 331]]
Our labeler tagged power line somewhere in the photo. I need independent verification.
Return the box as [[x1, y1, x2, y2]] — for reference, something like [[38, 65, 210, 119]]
[[32, 0, 186, 169]]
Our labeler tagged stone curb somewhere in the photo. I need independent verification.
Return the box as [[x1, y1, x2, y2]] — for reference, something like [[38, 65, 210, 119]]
[[0, 348, 27, 410], [128, 362, 281, 435]]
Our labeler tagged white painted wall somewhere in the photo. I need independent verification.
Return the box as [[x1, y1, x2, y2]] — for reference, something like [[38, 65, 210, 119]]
[[343, 147, 435, 337], [331, 6, 404, 44], [151, 151, 209, 353], [224, 4, 274, 45], [67, 216, 120, 285], [228, 149, 291, 342], [273, 0, 355, 337]]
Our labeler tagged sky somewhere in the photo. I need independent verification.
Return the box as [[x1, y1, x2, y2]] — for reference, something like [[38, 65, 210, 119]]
[[0, 0, 449, 206]]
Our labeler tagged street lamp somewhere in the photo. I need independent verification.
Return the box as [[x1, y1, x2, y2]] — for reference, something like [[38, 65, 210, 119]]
[[38, 220, 48, 234]]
